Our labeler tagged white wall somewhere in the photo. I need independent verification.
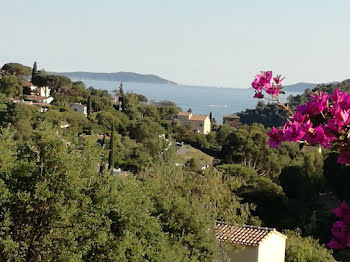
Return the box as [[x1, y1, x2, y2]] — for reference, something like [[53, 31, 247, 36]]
[[224, 245, 259, 262], [257, 233, 286, 262]]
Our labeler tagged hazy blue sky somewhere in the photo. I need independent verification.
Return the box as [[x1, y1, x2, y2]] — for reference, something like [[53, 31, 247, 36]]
[[1, 0, 350, 87]]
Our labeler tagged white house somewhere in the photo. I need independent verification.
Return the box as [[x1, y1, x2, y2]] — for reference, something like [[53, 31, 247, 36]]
[[25, 95, 54, 104], [26, 82, 53, 104], [216, 222, 287, 262], [177, 111, 211, 134], [30, 84, 51, 97], [71, 103, 87, 116]]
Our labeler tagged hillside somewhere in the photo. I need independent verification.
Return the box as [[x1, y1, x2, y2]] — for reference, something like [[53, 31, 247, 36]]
[[49, 71, 177, 85], [283, 82, 317, 92]]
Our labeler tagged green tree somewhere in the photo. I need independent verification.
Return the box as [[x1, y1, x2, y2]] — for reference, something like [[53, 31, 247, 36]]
[[0, 75, 24, 98], [1, 63, 31, 76], [284, 230, 333, 262], [87, 94, 92, 118], [31, 62, 38, 79], [0, 125, 185, 261], [108, 124, 115, 169]]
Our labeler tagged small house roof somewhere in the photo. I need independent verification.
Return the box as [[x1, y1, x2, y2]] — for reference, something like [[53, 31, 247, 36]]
[[26, 95, 48, 101], [72, 103, 86, 107], [223, 114, 240, 119], [190, 115, 208, 121], [178, 111, 192, 116], [215, 222, 286, 247]]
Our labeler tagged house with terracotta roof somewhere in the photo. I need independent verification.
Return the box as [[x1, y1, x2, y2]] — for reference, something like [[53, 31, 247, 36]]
[[25, 82, 54, 104], [177, 111, 211, 134], [71, 103, 87, 116], [215, 222, 287, 262], [223, 114, 240, 128]]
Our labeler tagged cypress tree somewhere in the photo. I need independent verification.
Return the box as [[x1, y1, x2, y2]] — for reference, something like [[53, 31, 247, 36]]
[[119, 81, 125, 107], [87, 95, 92, 118], [108, 125, 115, 170], [32, 62, 37, 79], [100, 134, 106, 173]]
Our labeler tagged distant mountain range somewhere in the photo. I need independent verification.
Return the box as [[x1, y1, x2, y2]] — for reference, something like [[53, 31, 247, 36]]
[[283, 82, 317, 92], [49, 71, 177, 85]]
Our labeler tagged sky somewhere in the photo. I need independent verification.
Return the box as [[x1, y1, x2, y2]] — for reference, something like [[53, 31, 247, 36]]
[[1, 0, 350, 87]]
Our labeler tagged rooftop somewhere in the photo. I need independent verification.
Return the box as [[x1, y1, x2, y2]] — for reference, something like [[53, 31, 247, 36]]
[[223, 114, 240, 119], [178, 111, 192, 116], [190, 115, 208, 121], [72, 103, 86, 106], [215, 222, 285, 247]]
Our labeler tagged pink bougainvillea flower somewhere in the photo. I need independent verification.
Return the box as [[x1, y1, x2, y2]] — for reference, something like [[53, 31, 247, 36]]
[[260, 71, 272, 84], [304, 126, 326, 144], [273, 75, 285, 85], [293, 112, 308, 123], [265, 84, 280, 97], [337, 151, 350, 165], [328, 238, 346, 250], [307, 91, 329, 115], [327, 118, 345, 132], [333, 202, 350, 220], [331, 220, 348, 240], [331, 89, 346, 104], [252, 74, 263, 91], [282, 121, 306, 142], [340, 93, 350, 110], [253, 92, 264, 99], [266, 127, 284, 148], [296, 104, 309, 115]]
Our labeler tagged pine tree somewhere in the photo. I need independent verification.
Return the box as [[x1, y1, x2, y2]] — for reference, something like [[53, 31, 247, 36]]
[[209, 112, 213, 123], [32, 62, 37, 80], [100, 133, 107, 173], [108, 125, 115, 170], [119, 81, 125, 111], [87, 95, 92, 118], [119, 81, 124, 97]]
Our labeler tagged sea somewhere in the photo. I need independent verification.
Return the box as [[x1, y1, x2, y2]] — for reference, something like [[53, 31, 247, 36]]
[[78, 80, 301, 124]]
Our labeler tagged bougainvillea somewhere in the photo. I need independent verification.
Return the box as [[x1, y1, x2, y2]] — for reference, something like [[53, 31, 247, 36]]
[[328, 202, 350, 249], [251, 71, 350, 165], [252, 71, 350, 250]]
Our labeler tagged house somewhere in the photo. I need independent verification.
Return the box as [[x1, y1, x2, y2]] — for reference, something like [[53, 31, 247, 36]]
[[215, 222, 287, 262], [25, 95, 53, 104], [111, 95, 122, 111], [177, 111, 211, 134], [71, 103, 87, 116], [223, 114, 240, 128], [25, 82, 54, 104]]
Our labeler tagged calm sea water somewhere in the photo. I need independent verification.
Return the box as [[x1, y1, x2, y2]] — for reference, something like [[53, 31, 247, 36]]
[[79, 80, 300, 124]]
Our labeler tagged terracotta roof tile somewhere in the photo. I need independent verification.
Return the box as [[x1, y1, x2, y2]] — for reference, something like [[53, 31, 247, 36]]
[[215, 222, 276, 247], [189, 115, 208, 121], [178, 112, 192, 116], [223, 114, 240, 119]]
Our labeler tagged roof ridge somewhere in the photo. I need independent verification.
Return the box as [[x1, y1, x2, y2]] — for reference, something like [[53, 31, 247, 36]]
[[215, 221, 286, 246], [215, 221, 275, 231]]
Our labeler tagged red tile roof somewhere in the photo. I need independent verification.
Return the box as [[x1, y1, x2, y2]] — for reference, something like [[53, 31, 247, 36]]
[[178, 111, 192, 116], [189, 115, 208, 121], [223, 114, 240, 119], [215, 222, 285, 247]]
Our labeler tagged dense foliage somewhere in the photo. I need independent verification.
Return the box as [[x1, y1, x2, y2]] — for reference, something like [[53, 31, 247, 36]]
[[0, 62, 342, 260]]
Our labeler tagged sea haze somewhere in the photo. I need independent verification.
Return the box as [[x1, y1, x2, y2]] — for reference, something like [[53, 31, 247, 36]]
[[78, 80, 301, 124]]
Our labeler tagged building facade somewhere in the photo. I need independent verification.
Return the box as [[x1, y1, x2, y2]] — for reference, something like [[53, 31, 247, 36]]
[[71, 103, 87, 116], [177, 112, 211, 134], [223, 114, 240, 128], [216, 222, 287, 262]]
